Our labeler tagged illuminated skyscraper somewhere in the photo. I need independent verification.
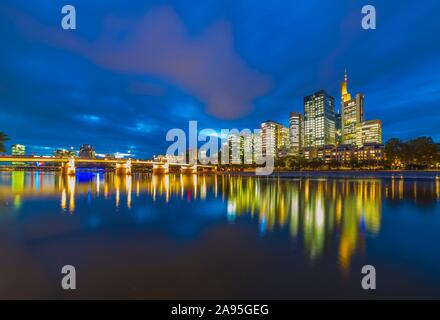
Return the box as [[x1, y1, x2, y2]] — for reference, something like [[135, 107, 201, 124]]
[[289, 112, 302, 156], [304, 90, 335, 148], [341, 69, 364, 145]]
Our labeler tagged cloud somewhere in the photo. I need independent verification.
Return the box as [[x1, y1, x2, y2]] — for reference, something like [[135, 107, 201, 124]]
[[8, 6, 272, 119]]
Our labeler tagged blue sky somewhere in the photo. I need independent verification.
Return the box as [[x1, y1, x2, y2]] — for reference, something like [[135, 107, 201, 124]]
[[0, 0, 439, 157]]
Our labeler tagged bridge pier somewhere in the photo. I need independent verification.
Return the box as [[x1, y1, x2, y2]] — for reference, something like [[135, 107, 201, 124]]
[[152, 163, 169, 174], [115, 159, 132, 175], [180, 164, 198, 174], [61, 157, 76, 176]]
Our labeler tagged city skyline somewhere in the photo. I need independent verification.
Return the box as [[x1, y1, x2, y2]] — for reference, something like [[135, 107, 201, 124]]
[[1, 1, 440, 158]]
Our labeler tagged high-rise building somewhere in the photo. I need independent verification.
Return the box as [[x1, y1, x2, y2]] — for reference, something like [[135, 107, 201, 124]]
[[289, 112, 302, 156], [228, 133, 244, 164], [356, 120, 382, 146], [341, 69, 364, 145], [11, 144, 26, 156], [79, 144, 95, 159], [260, 121, 289, 159], [304, 90, 335, 148]]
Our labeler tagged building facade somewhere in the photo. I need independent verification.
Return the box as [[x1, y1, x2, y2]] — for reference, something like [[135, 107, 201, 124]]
[[356, 120, 382, 147], [260, 121, 288, 159], [304, 90, 335, 148]]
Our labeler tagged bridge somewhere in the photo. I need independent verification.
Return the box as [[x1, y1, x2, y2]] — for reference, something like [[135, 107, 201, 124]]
[[0, 156, 216, 175]]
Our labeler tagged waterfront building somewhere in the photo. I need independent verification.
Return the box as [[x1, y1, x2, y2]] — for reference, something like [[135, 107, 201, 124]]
[[333, 145, 355, 163], [316, 145, 335, 163], [341, 69, 364, 145], [54, 148, 76, 158], [356, 143, 385, 162], [304, 90, 335, 148]]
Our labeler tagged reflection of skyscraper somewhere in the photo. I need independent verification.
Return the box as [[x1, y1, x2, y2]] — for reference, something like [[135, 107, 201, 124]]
[[341, 70, 364, 145], [304, 90, 335, 147]]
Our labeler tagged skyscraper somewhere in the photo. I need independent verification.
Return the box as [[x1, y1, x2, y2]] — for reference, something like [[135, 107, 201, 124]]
[[304, 90, 335, 148], [289, 112, 302, 156], [341, 69, 364, 145]]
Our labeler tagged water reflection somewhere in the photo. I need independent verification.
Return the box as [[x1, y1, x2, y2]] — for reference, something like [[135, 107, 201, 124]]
[[0, 171, 439, 274]]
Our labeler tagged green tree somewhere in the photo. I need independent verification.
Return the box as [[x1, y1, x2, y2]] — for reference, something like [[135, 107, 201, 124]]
[[385, 138, 404, 163], [0, 132, 9, 153]]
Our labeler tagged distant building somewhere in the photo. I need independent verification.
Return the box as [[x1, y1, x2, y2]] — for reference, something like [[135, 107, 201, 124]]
[[289, 112, 302, 156], [11, 144, 26, 166], [304, 90, 335, 148], [79, 144, 95, 159], [341, 69, 365, 145], [54, 148, 76, 158], [11, 144, 25, 156], [153, 154, 185, 163]]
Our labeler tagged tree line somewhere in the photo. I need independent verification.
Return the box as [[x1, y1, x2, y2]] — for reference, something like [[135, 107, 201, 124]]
[[385, 136, 440, 169], [0, 132, 9, 153]]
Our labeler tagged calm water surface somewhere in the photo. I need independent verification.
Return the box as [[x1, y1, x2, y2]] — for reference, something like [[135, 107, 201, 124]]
[[0, 171, 439, 299]]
